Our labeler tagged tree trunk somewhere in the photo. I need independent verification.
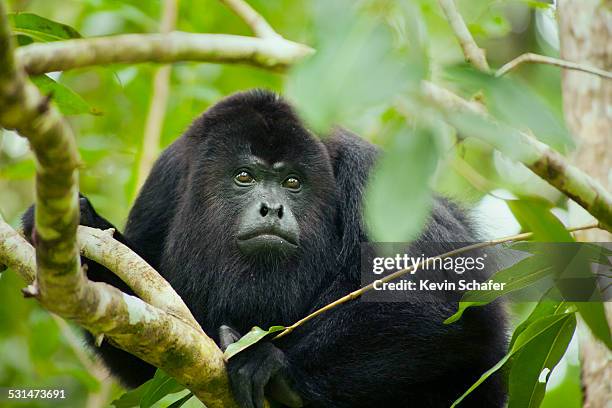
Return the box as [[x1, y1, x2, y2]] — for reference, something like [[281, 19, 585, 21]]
[[558, 1, 611, 407]]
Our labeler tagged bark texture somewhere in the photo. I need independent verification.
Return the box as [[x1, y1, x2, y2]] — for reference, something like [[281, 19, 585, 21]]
[[558, 1, 611, 406]]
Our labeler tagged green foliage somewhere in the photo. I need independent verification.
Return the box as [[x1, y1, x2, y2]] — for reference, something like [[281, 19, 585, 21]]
[[451, 313, 576, 407], [573, 301, 612, 349], [444, 249, 557, 324], [8, 12, 81, 44], [446, 241, 611, 350], [364, 124, 439, 242], [508, 200, 612, 349], [520, 0, 554, 9], [30, 75, 99, 116], [286, 0, 426, 134], [224, 326, 285, 360], [167, 393, 194, 408], [507, 199, 573, 242], [445, 65, 573, 152], [508, 289, 568, 350], [507, 313, 576, 408], [112, 369, 185, 408], [1, 1, 608, 408]]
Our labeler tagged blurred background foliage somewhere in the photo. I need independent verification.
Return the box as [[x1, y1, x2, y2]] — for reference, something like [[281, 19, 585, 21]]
[[0, 0, 591, 407]]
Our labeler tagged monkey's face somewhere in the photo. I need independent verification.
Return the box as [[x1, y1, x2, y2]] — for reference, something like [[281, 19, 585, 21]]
[[188, 91, 337, 261], [231, 158, 302, 256]]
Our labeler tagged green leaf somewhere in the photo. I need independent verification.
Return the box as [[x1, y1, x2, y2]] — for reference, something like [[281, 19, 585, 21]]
[[509, 288, 568, 350], [30, 75, 99, 116], [507, 314, 576, 408], [548, 245, 611, 348], [445, 253, 554, 324], [364, 125, 438, 242], [451, 352, 512, 408], [8, 12, 81, 43], [451, 313, 575, 407], [140, 370, 185, 408], [446, 109, 538, 164], [573, 301, 612, 349], [112, 380, 150, 408], [224, 326, 286, 360], [111, 370, 185, 408], [444, 65, 573, 152], [167, 392, 194, 408], [507, 199, 574, 242], [286, 0, 425, 133]]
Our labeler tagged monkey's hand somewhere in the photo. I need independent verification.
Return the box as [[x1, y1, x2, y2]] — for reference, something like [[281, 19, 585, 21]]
[[219, 325, 303, 408]]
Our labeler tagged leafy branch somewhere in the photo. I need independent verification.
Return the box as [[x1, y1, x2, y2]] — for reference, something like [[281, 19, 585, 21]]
[[433, 0, 612, 231], [419, 81, 612, 232]]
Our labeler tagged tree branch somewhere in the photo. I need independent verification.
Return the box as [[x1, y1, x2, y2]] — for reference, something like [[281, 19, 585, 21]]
[[16, 32, 313, 75], [0, 2, 237, 405], [219, 0, 280, 39], [275, 222, 600, 339], [0, 214, 36, 283], [437, 0, 489, 72], [78, 226, 200, 329], [420, 81, 612, 232], [0, 216, 238, 407], [496, 52, 612, 79], [434, 0, 612, 231], [0, 0, 81, 311]]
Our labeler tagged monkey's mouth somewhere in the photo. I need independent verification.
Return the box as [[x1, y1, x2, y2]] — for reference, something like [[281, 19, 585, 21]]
[[237, 228, 298, 253]]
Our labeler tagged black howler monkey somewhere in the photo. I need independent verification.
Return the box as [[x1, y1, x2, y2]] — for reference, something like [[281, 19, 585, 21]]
[[23, 90, 506, 408]]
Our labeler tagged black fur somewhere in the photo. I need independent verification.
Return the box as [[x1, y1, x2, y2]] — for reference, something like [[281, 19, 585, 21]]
[[22, 89, 507, 407]]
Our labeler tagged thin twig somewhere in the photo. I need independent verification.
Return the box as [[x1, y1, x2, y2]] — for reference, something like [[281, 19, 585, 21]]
[[496, 53, 612, 79], [275, 222, 600, 339], [437, 0, 490, 72], [135, 0, 179, 192], [218, 0, 280, 39]]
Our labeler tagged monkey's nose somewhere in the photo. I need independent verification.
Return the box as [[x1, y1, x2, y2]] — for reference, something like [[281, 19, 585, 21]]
[[259, 202, 284, 219]]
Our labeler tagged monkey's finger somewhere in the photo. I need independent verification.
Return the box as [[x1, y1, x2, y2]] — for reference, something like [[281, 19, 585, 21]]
[[219, 324, 241, 351]]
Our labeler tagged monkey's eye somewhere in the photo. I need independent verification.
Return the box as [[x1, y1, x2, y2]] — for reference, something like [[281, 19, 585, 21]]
[[282, 177, 301, 191], [234, 171, 255, 186]]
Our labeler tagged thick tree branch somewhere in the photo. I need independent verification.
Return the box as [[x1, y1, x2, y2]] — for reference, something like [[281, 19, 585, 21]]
[[496, 52, 612, 79], [0, 0, 81, 311], [0, 216, 237, 407], [78, 226, 200, 330], [420, 81, 612, 232], [16, 32, 313, 75], [219, 0, 280, 39], [0, 2, 237, 405], [437, 0, 489, 72]]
